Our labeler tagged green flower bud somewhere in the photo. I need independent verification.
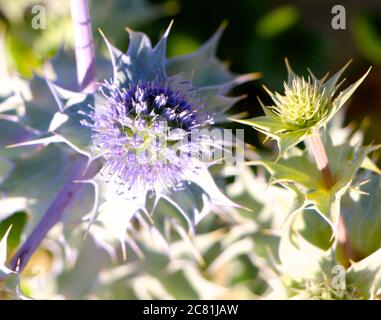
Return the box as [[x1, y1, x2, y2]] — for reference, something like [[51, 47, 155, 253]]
[[236, 59, 371, 154], [269, 76, 331, 129]]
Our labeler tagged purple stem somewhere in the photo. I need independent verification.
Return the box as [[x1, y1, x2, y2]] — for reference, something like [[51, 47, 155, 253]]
[[70, 0, 97, 93], [9, 0, 98, 272], [10, 159, 100, 272]]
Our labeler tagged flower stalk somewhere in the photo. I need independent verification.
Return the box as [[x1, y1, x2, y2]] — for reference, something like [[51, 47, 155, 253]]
[[307, 132, 352, 267], [307, 133, 334, 189], [9, 0, 98, 272], [70, 0, 97, 92]]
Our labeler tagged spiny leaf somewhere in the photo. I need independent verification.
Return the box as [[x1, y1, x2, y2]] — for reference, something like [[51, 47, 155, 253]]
[[332, 67, 372, 113], [278, 216, 334, 283], [343, 174, 381, 260], [249, 152, 321, 190], [0, 145, 91, 232], [347, 247, 381, 299], [0, 225, 21, 300]]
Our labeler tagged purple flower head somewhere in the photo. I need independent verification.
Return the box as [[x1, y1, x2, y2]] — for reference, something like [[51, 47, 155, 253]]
[[35, 23, 254, 223], [67, 24, 255, 199], [81, 80, 215, 197]]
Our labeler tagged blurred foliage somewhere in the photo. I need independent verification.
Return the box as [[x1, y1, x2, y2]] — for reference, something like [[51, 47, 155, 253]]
[[0, 0, 177, 77], [353, 12, 381, 65], [0, 212, 27, 251], [255, 5, 299, 38]]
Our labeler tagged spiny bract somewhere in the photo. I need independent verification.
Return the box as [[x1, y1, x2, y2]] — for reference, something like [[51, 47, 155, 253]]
[[68, 23, 253, 199]]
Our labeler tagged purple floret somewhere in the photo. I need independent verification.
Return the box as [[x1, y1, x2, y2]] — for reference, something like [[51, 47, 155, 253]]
[[80, 80, 215, 197]]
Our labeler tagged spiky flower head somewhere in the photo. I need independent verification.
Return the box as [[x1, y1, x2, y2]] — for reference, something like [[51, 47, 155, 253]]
[[269, 75, 331, 129], [62, 22, 254, 200], [11, 22, 254, 204], [80, 79, 215, 196], [236, 59, 371, 155]]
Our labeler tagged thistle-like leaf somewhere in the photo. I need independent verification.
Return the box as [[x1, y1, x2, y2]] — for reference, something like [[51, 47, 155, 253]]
[[0, 145, 94, 233], [249, 136, 380, 229], [342, 174, 381, 261], [276, 216, 381, 299], [0, 226, 21, 299]]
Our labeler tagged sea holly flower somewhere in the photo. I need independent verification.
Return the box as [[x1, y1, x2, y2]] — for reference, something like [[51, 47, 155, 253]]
[[236, 59, 371, 155], [79, 79, 215, 198], [236, 59, 377, 258], [54, 23, 253, 227], [1, 23, 255, 257]]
